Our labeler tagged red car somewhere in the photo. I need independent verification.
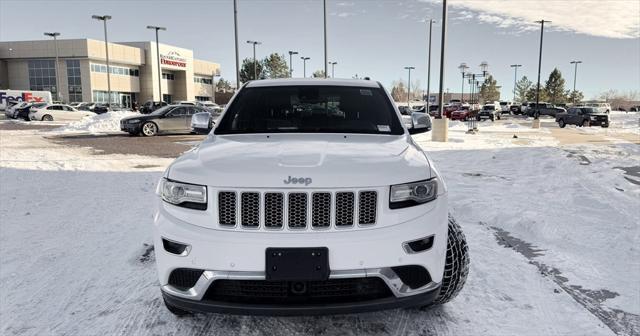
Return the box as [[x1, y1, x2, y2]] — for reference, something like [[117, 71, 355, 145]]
[[450, 107, 473, 121]]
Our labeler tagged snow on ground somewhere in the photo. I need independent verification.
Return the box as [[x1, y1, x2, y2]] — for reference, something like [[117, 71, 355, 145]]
[[53, 111, 138, 135], [1, 118, 638, 335]]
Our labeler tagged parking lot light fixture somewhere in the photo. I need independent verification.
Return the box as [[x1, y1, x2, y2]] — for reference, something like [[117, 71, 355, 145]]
[[288, 51, 299, 77], [426, 19, 435, 114], [404, 66, 415, 105], [329, 61, 337, 78], [570, 60, 582, 103], [301, 57, 310, 77], [458, 63, 468, 102], [510, 64, 522, 102], [92, 15, 112, 107], [43, 32, 61, 101], [246, 40, 262, 80], [147, 25, 166, 103]]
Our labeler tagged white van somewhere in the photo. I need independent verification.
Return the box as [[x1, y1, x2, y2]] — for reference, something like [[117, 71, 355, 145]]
[[585, 102, 611, 114], [0, 90, 52, 110]]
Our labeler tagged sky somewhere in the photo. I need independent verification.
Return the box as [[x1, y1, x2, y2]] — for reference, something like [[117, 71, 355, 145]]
[[1, 0, 639, 99]]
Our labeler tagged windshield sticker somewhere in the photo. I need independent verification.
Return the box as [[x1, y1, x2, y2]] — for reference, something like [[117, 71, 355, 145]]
[[377, 125, 391, 132], [360, 89, 372, 96]]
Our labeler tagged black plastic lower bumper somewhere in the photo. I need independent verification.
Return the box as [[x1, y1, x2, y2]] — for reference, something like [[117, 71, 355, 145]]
[[162, 286, 440, 316]]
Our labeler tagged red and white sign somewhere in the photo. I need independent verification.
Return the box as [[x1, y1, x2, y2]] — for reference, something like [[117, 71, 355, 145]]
[[160, 51, 187, 68]]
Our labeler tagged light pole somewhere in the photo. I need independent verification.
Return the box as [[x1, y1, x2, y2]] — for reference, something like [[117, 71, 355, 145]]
[[246, 40, 261, 80], [534, 20, 550, 121], [323, 0, 328, 78], [301, 57, 310, 77], [510, 64, 522, 102], [570, 60, 582, 103], [458, 63, 468, 102], [233, 0, 240, 89], [211, 70, 220, 104], [288, 51, 298, 77], [436, 0, 448, 120], [43, 32, 61, 102], [404, 66, 415, 105], [463, 62, 489, 107], [92, 15, 112, 106], [426, 19, 435, 112], [329, 61, 337, 78], [147, 25, 166, 102]]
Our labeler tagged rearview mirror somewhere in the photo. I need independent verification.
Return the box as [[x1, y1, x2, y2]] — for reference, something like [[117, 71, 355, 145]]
[[191, 112, 213, 134], [409, 112, 431, 134]]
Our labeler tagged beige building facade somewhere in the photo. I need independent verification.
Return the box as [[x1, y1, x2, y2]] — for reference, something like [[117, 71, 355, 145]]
[[0, 39, 219, 107]]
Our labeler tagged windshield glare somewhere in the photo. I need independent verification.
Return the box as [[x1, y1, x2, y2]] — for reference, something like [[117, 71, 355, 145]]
[[150, 106, 173, 115], [214, 85, 404, 135]]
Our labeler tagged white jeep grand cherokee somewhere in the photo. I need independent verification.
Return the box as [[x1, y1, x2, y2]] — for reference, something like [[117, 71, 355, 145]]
[[154, 79, 469, 316]]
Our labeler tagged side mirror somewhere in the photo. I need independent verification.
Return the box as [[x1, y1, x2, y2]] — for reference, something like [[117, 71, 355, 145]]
[[191, 112, 213, 134], [408, 112, 431, 134]]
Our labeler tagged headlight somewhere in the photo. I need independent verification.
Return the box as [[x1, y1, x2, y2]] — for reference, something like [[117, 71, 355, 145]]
[[157, 178, 207, 210], [590, 116, 597, 120], [389, 179, 438, 209], [128, 119, 141, 123]]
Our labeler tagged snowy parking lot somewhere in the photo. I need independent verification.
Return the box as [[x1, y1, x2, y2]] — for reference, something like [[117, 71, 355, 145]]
[[1, 113, 638, 335]]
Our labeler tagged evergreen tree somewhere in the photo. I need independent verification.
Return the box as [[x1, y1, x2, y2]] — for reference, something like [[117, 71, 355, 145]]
[[262, 53, 289, 79], [239, 58, 264, 83], [312, 69, 326, 78], [566, 90, 584, 104], [544, 68, 567, 105], [514, 76, 532, 103], [526, 83, 547, 102], [479, 75, 500, 102]]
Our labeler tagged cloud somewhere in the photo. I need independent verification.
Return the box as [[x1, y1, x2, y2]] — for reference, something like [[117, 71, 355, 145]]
[[419, 0, 640, 39]]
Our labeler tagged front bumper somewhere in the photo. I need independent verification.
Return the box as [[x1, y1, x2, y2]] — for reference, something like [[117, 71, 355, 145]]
[[120, 123, 141, 133]]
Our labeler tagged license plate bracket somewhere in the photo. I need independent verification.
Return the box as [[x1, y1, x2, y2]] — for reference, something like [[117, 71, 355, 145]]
[[266, 247, 329, 281]]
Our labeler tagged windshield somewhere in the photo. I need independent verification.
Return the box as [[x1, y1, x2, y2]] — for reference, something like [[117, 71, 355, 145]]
[[500, 102, 508, 105], [214, 85, 404, 135], [581, 107, 597, 114]]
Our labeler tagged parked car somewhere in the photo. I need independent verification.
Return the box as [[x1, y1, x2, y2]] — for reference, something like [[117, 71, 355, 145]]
[[520, 102, 530, 114], [69, 102, 89, 108], [156, 78, 468, 316], [140, 101, 168, 114], [450, 106, 473, 121], [120, 104, 209, 136], [630, 106, 639, 112], [526, 102, 565, 118], [5, 101, 27, 118], [556, 107, 609, 128], [199, 101, 223, 113], [585, 102, 611, 114], [29, 104, 95, 121], [477, 104, 501, 121], [15, 102, 47, 121], [510, 104, 523, 115], [499, 101, 512, 114]]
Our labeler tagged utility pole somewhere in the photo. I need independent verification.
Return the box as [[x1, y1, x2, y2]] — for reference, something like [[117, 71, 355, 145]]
[[233, 0, 240, 89], [534, 20, 550, 121], [147, 25, 166, 102], [246, 40, 261, 80], [426, 19, 434, 112], [510, 64, 522, 102], [92, 15, 112, 107], [301, 57, 310, 77], [404, 66, 415, 105], [570, 60, 582, 103], [323, 0, 328, 78], [211, 70, 219, 104], [436, 0, 447, 119], [329, 61, 337, 78], [43, 32, 61, 102], [288, 51, 299, 77]]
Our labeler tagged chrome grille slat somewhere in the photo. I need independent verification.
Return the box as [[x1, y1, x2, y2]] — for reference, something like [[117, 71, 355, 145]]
[[264, 193, 284, 228], [288, 193, 308, 228], [358, 191, 377, 225], [335, 192, 355, 226], [241, 192, 260, 227], [218, 192, 237, 226], [312, 193, 332, 228]]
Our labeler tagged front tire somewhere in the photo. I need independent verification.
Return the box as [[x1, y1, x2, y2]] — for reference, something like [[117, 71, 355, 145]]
[[424, 214, 470, 307], [141, 122, 158, 136], [558, 119, 566, 128], [163, 298, 191, 317], [42, 114, 53, 121], [582, 120, 590, 127]]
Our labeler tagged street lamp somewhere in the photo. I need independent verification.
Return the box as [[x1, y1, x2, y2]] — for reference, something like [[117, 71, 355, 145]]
[[570, 60, 582, 103], [463, 62, 489, 105], [323, 0, 328, 78], [436, 0, 448, 120], [288, 51, 299, 77], [43, 32, 61, 102], [92, 15, 112, 106], [329, 61, 337, 78], [147, 25, 166, 102], [458, 63, 469, 103], [233, 0, 240, 89], [534, 20, 551, 121], [404, 66, 415, 105], [425, 19, 435, 113], [510, 64, 522, 102], [246, 40, 261, 80], [301, 57, 310, 77]]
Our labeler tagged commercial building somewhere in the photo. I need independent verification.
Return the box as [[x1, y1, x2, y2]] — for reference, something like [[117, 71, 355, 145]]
[[0, 39, 220, 107]]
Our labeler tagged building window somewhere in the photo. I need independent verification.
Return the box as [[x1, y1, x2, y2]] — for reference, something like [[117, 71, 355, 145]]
[[92, 90, 118, 104], [162, 73, 175, 80], [194, 76, 212, 85], [90, 63, 139, 77], [28, 59, 57, 94], [66, 60, 83, 103], [163, 94, 172, 104], [195, 96, 212, 102]]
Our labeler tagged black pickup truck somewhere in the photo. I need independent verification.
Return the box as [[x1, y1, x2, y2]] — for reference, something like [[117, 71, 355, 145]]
[[526, 102, 565, 117], [556, 107, 609, 128]]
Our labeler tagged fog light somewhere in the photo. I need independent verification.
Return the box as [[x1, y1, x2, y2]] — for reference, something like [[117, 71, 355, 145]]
[[403, 235, 434, 254], [162, 238, 191, 256]]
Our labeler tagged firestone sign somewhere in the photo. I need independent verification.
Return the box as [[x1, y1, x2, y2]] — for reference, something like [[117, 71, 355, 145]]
[[160, 51, 187, 68]]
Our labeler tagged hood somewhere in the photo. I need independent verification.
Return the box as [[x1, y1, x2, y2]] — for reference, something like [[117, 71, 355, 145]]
[[121, 114, 156, 121], [167, 133, 432, 188]]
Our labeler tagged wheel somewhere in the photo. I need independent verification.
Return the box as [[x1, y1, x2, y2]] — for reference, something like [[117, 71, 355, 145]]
[[42, 114, 53, 121], [163, 298, 191, 317], [497, 115, 501, 120], [141, 122, 158, 136], [602, 124, 609, 128], [490, 116, 495, 122], [558, 119, 566, 128], [423, 214, 469, 307], [476, 116, 481, 121], [582, 120, 590, 127]]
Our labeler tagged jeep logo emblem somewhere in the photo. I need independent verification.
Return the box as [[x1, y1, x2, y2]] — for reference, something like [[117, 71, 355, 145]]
[[283, 176, 312, 186]]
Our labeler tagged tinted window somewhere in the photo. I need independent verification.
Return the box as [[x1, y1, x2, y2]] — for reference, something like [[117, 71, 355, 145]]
[[215, 86, 403, 135]]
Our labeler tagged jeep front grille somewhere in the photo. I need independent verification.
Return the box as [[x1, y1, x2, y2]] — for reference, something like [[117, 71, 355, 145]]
[[217, 190, 378, 230]]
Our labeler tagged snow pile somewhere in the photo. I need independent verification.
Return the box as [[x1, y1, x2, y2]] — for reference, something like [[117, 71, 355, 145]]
[[53, 111, 139, 134]]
